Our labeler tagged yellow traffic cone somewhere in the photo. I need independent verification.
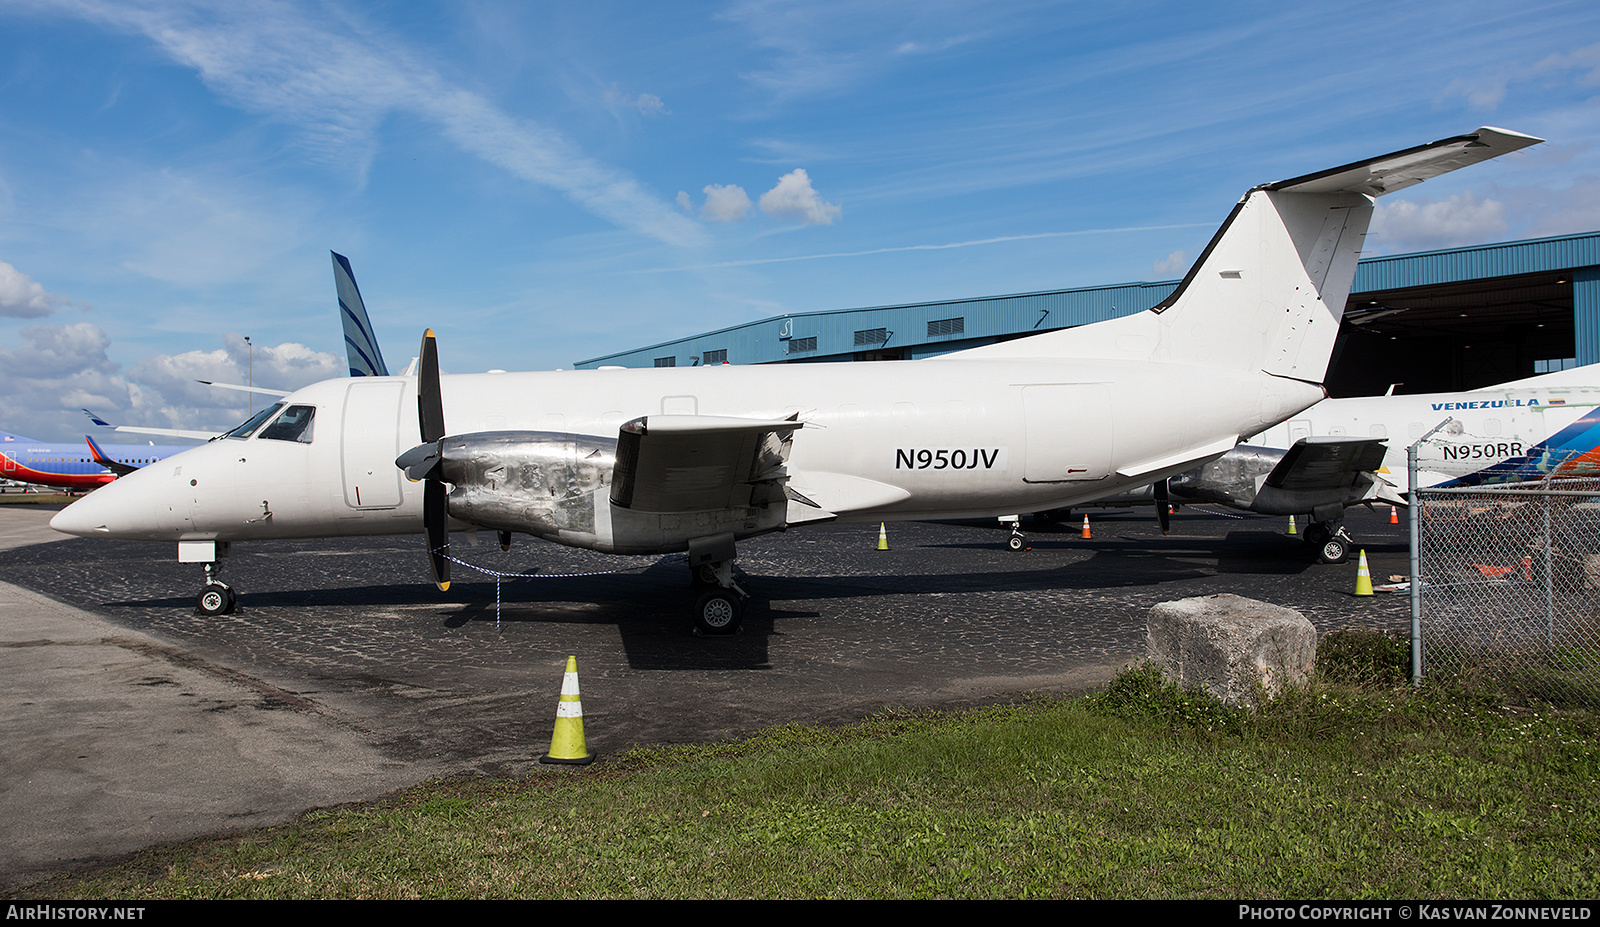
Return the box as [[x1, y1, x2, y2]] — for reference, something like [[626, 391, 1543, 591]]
[[877, 523, 889, 550], [1287, 515, 1298, 536], [540, 655, 594, 765], [1354, 550, 1373, 596], [1080, 514, 1091, 539]]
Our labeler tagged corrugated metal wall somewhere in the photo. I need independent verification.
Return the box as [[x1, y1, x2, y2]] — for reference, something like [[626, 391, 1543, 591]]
[[576, 232, 1600, 369]]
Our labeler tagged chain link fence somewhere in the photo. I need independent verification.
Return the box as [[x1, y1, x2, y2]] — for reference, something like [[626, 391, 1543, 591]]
[[1414, 475, 1600, 709]]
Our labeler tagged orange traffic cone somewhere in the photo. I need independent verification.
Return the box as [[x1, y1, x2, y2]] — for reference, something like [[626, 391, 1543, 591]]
[[1389, 506, 1399, 525], [1081, 514, 1091, 539]]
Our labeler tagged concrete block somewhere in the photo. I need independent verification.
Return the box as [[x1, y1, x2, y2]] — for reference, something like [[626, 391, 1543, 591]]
[[1147, 594, 1316, 707]]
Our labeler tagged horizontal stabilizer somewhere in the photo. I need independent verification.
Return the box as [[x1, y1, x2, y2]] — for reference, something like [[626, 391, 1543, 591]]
[[1267, 127, 1542, 197]]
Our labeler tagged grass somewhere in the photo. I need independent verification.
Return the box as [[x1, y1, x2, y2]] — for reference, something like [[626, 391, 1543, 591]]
[[10, 629, 1598, 900]]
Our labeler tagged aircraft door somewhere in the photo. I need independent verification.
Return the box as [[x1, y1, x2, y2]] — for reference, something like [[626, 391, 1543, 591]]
[[1021, 384, 1113, 482], [341, 379, 406, 508]]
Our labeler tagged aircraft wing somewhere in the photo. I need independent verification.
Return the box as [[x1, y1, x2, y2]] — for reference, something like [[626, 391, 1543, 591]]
[[194, 380, 292, 398], [82, 409, 218, 442], [610, 414, 801, 514], [83, 435, 137, 477]]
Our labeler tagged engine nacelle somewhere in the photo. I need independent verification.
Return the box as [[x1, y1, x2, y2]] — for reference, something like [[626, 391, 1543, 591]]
[[435, 431, 616, 546]]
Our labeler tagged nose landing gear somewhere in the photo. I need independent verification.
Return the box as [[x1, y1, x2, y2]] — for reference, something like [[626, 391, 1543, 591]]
[[181, 539, 238, 616]]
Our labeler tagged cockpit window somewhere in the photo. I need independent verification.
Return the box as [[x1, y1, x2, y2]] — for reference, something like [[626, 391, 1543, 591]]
[[224, 403, 284, 440], [258, 405, 316, 444]]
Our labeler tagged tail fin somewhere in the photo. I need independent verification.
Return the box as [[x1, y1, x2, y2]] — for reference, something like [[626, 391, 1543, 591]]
[[333, 251, 391, 377], [953, 127, 1541, 382]]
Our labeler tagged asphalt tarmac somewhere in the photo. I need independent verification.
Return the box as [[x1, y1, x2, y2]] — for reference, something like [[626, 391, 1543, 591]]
[[0, 502, 1411, 890]]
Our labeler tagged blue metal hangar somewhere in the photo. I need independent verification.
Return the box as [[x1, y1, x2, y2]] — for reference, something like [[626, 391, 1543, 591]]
[[575, 230, 1600, 398]]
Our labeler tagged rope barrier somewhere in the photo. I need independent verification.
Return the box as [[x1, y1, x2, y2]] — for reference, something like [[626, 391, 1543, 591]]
[[430, 544, 636, 628]]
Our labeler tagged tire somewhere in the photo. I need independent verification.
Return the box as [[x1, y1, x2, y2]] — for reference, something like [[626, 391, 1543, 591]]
[[1317, 536, 1350, 564], [197, 583, 234, 616], [1007, 534, 1025, 552], [690, 563, 719, 588], [694, 590, 743, 635]]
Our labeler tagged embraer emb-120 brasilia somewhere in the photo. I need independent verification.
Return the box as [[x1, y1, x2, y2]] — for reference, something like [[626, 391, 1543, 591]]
[[51, 128, 1541, 633]]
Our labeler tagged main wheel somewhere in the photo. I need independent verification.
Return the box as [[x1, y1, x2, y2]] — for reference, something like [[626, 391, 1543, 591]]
[[693, 589, 743, 635], [1317, 535, 1350, 564], [197, 583, 236, 616], [690, 563, 719, 588]]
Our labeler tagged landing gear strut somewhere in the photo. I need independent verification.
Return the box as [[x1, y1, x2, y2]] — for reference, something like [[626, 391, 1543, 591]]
[[687, 534, 746, 635]]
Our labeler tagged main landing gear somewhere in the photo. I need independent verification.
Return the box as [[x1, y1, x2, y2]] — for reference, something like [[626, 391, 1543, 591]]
[[689, 559, 748, 635], [1303, 520, 1353, 564]]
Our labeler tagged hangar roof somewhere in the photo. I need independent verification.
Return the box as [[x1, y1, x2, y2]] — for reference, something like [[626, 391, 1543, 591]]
[[574, 230, 1600, 370]]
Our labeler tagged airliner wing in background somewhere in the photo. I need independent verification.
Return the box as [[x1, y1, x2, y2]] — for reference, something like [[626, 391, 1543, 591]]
[[82, 410, 218, 442]]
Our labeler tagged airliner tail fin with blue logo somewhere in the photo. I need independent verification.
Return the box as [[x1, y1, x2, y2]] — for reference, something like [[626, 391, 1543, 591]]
[[334, 251, 390, 378]]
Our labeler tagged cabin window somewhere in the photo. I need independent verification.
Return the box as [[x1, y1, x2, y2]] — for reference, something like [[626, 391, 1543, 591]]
[[259, 405, 316, 444], [224, 403, 284, 440]]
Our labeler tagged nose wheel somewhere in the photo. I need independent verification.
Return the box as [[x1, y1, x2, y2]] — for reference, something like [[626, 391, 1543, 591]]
[[195, 562, 238, 616]]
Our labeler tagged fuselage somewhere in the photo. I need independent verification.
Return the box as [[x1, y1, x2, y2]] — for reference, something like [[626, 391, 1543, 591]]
[[49, 356, 1323, 547]]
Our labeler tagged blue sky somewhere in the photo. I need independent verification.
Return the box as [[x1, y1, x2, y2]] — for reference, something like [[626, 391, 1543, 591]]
[[1, 0, 1598, 441]]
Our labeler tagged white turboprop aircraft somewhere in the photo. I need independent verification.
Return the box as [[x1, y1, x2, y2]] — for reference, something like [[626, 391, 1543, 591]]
[[50, 128, 1540, 633]]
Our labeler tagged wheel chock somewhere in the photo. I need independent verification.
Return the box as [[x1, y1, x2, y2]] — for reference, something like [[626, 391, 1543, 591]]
[[540, 655, 594, 765]]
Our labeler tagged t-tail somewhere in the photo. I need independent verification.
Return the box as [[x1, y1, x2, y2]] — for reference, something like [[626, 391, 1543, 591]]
[[333, 251, 391, 378], [954, 127, 1541, 384]]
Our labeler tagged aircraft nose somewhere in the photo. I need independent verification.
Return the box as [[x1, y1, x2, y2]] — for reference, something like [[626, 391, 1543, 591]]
[[50, 483, 131, 538]]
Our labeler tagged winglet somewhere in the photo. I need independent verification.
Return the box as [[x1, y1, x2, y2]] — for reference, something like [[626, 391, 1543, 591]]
[[333, 251, 391, 378], [84, 434, 137, 477]]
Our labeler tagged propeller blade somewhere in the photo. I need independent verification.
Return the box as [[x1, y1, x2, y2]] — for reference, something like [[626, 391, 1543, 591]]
[[424, 479, 450, 591], [1154, 479, 1171, 536], [418, 328, 445, 444]]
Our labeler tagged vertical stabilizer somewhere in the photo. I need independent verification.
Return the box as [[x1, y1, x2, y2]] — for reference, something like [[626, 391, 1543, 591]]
[[333, 251, 390, 378]]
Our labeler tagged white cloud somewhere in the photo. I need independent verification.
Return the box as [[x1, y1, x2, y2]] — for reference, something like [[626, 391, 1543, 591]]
[[605, 83, 668, 116], [701, 184, 753, 222], [0, 321, 341, 440], [0, 261, 71, 318], [676, 190, 693, 214], [54, 1, 705, 247], [1153, 251, 1188, 278], [1367, 192, 1508, 254], [757, 168, 840, 225]]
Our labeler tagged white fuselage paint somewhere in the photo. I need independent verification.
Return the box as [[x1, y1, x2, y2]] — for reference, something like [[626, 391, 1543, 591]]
[[50, 355, 1322, 546]]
